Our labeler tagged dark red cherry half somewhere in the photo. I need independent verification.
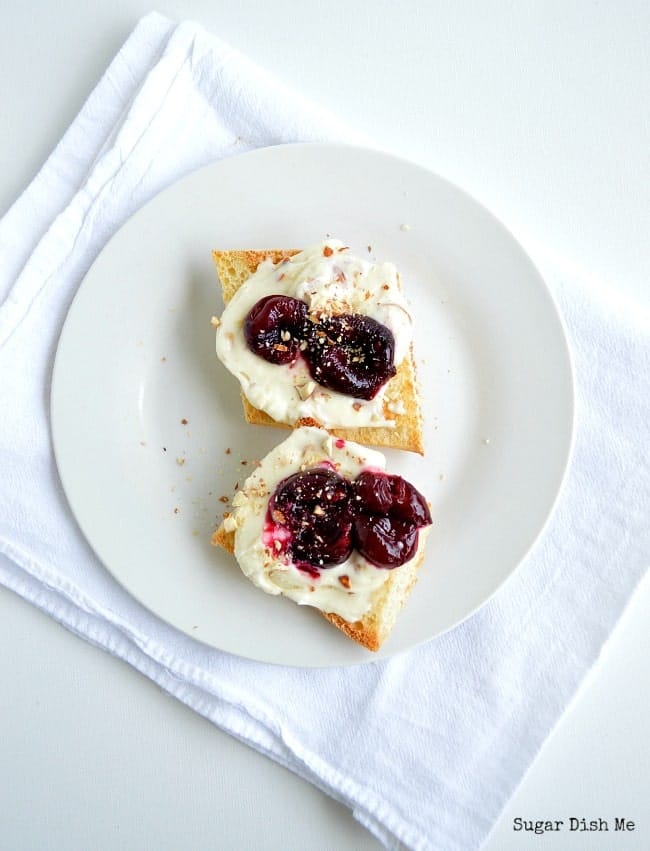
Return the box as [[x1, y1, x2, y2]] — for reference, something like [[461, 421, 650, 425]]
[[267, 469, 353, 567], [351, 471, 431, 568], [303, 314, 396, 400], [244, 295, 308, 365], [353, 471, 432, 527], [353, 515, 419, 568]]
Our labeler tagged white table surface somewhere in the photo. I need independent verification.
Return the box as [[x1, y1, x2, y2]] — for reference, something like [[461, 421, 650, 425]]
[[1, 3, 648, 850]]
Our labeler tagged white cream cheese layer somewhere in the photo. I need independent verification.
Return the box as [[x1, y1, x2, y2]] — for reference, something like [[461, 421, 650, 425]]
[[215, 240, 413, 428], [223, 426, 410, 621]]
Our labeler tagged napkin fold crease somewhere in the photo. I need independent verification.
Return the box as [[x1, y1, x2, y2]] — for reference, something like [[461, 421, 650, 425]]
[[1, 12, 647, 851]]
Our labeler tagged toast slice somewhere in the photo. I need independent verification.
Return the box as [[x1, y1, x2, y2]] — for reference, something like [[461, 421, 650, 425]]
[[210, 423, 431, 652], [212, 248, 424, 455]]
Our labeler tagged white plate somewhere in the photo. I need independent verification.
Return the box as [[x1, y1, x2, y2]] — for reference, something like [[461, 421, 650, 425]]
[[51, 143, 574, 667]]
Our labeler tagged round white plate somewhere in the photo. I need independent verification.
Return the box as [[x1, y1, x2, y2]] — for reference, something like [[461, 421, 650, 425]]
[[51, 143, 574, 667]]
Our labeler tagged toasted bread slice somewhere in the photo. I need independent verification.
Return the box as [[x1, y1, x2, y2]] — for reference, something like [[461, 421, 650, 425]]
[[210, 422, 430, 652], [212, 248, 424, 455]]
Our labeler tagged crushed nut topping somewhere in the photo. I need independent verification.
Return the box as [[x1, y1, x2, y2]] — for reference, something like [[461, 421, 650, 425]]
[[295, 378, 317, 400]]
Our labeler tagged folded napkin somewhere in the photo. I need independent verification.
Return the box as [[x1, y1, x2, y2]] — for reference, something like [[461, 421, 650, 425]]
[[1, 12, 647, 851]]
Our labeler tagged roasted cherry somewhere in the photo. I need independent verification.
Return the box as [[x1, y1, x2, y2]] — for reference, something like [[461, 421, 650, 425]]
[[353, 515, 419, 569], [244, 295, 308, 365], [353, 471, 432, 526], [351, 471, 431, 568], [268, 469, 353, 566], [303, 314, 396, 400]]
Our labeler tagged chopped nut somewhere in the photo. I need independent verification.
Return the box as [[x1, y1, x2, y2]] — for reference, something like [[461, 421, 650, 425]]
[[176, 456, 185, 466], [210, 316, 221, 328], [272, 508, 286, 523], [295, 378, 317, 400], [223, 514, 239, 532], [219, 495, 229, 503], [181, 418, 188, 425], [323, 245, 334, 257], [338, 575, 351, 589], [313, 505, 325, 516], [352, 402, 363, 411]]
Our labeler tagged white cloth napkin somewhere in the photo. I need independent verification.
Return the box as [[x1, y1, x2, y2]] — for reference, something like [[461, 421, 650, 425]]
[[1, 12, 647, 851]]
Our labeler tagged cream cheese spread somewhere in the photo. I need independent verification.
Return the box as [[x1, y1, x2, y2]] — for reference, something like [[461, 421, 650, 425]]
[[223, 426, 424, 622], [215, 240, 413, 428]]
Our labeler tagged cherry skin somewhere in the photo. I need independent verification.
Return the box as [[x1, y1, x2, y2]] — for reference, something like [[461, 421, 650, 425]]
[[267, 469, 353, 567], [303, 314, 396, 400], [353, 515, 419, 568], [351, 471, 431, 568], [353, 471, 432, 526], [243, 295, 308, 365]]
